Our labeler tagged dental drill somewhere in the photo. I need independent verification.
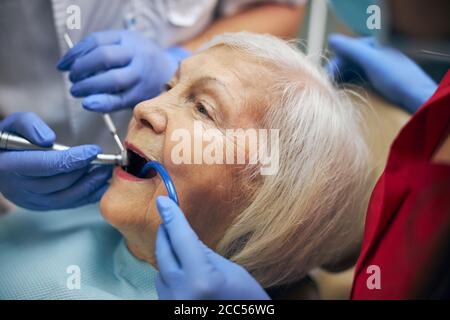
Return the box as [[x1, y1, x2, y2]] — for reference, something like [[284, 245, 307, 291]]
[[0, 131, 128, 166]]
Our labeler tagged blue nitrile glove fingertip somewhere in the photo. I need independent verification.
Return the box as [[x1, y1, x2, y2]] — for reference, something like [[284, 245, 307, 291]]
[[68, 72, 78, 83], [70, 85, 81, 97], [166, 46, 191, 62], [156, 196, 176, 224], [32, 123, 56, 147], [61, 145, 102, 168], [56, 60, 66, 71], [328, 33, 346, 49], [166, 46, 191, 77], [57, 55, 72, 71], [82, 96, 101, 110], [81, 145, 102, 160]]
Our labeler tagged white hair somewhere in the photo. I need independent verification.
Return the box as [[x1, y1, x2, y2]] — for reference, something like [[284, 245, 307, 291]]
[[200, 32, 371, 288]]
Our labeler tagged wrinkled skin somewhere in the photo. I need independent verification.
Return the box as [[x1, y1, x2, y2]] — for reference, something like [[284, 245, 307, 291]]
[[100, 46, 272, 266]]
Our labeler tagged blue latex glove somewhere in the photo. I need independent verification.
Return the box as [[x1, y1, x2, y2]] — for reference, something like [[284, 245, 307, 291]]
[[0, 112, 112, 211], [326, 34, 438, 113], [57, 30, 190, 112], [154, 196, 270, 300]]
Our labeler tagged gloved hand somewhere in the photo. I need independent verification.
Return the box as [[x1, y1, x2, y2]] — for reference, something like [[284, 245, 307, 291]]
[[57, 30, 190, 112], [326, 34, 438, 113], [155, 196, 270, 300], [0, 112, 112, 211]]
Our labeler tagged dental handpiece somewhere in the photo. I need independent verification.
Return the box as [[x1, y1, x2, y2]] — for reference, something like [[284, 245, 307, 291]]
[[0, 131, 128, 166]]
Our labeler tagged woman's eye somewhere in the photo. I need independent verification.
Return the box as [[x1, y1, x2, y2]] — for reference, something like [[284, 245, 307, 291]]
[[196, 103, 210, 118]]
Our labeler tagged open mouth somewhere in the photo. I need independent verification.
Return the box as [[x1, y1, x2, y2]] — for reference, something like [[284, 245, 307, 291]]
[[122, 148, 157, 179]]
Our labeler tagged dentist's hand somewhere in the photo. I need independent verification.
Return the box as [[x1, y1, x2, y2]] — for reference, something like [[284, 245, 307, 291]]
[[155, 196, 270, 300], [0, 113, 112, 211], [326, 34, 438, 113], [57, 30, 190, 113]]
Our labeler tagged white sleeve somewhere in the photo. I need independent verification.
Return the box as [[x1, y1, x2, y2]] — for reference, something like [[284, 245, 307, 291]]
[[218, 0, 307, 16]]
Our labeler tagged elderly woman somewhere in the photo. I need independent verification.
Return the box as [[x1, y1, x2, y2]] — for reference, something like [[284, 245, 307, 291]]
[[0, 32, 370, 299]]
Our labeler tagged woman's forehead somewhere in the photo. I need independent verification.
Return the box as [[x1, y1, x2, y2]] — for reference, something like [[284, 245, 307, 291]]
[[179, 48, 237, 82], [182, 46, 271, 87], [175, 46, 275, 125], [185, 47, 274, 96]]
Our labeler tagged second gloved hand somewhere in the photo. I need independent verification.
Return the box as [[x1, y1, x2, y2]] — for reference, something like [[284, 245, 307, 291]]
[[155, 196, 270, 300], [326, 34, 438, 113], [57, 30, 190, 112], [0, 112, 112, 211]]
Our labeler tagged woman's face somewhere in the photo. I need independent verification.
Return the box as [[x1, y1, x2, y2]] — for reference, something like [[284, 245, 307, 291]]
[[100, 46, 271, 265]]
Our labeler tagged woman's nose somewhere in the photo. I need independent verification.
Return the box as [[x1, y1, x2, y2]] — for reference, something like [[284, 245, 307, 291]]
[[133, 100, 168, 134]]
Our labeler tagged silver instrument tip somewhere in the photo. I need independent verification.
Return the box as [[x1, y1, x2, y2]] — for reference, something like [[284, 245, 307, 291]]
[[120, 149, 129, 167]]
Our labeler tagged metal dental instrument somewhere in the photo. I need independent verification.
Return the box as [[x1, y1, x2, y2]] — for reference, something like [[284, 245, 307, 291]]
[[102, 113, 128, 166], [102, 113, 126, 155], [0, 131, 126, 166], [64, 35, 128, 166]]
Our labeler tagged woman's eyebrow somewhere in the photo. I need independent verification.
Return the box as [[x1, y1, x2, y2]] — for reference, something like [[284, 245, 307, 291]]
[[189, 76, 234, 100]]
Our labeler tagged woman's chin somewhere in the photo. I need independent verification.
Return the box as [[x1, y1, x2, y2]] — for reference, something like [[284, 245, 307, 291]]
[[100, 170, 158, 228], [99, 173, 163, 265], [125, 241, 158, 267]]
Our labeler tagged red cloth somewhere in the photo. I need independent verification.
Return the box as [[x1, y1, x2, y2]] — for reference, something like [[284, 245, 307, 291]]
[[351, 71, 450, 299]]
